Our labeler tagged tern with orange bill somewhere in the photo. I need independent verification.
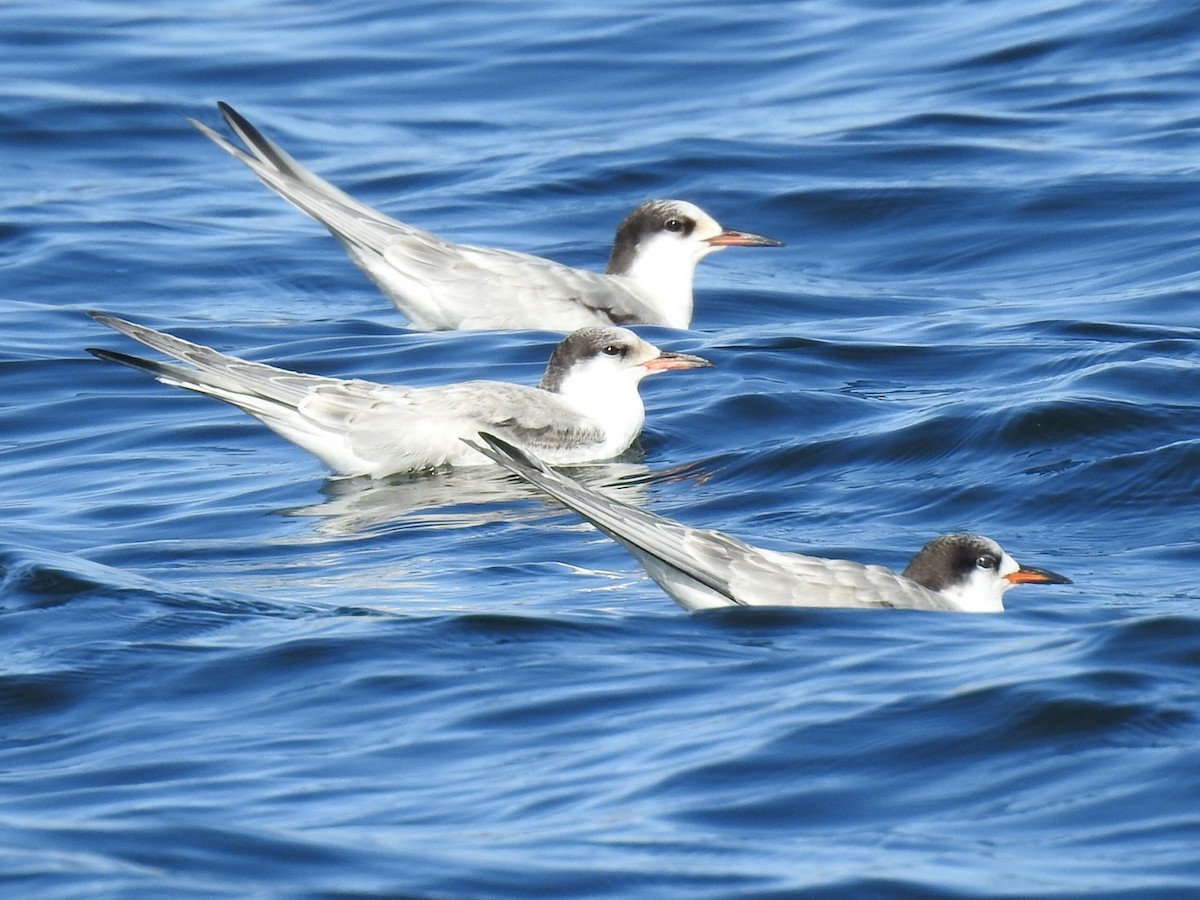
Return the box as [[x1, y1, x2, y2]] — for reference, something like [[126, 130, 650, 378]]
[[191, 102, 783, 331], [87, 315, 712, 477], [470, 433, 1073, 613]]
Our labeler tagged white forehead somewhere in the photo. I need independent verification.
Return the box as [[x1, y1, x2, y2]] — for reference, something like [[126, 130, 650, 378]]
[[669, 201, 721, 237], [666, 200, 707, 219], [577, 333, 658, 368]]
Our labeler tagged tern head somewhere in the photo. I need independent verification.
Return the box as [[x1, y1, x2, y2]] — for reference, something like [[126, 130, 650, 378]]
[[539, 326, 712, 396], [606, 200, 783, 276], [902, 533, 1072, 613]]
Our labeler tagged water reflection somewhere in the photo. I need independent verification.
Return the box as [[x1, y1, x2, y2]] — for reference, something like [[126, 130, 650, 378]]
[[279, 454, 710, 538]]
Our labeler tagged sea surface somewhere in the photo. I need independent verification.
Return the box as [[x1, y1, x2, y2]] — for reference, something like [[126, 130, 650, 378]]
[[3, 1, 1200, 896]]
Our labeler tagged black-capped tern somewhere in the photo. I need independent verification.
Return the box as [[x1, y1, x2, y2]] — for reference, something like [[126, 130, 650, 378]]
[[191, 102, 783, 331], [470, 434, 1073, 613], [86, 314, 712, 477]]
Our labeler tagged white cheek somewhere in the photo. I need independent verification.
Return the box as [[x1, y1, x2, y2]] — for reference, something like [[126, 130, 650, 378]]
[[692, 221, 724, 245], [943, 566, 1008, 613], [556, 359, 643, 401], [628, 233, 711, 278], [552, 358, 648, 456]]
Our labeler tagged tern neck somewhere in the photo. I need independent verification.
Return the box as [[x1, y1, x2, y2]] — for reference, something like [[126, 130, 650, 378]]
[[552, 371, 647, 460], [608, 229, 704, 329], [613, 264, 694, 330]]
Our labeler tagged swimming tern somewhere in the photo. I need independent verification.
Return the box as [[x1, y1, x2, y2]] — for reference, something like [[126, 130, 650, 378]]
[[87, 314, 712, 477], [191, 102, 783, 331], [469, 434, 1072, 612]]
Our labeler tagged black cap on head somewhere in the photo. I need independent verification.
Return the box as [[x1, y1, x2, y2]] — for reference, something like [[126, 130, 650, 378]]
[[539, 327, 638, 391], [902, 534, 1004, 592], [606, 201, 698, 274]]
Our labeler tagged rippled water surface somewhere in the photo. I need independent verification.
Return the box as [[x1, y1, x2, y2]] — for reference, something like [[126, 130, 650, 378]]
[[3, 1, 1200, 896]]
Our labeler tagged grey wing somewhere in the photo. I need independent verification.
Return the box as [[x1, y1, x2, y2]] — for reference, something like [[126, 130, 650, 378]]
[[341, 382, 607, 469], [88, 312, 330, 407], [198, 102, 369, 211], [191, 109, 407, 254], [89, 312, 405, 474], [379, 242, 661, 331], [193, 106, 657, 330], [89, 315, 611, 474], [471, 434, 762, 610], [714, 546, 953, 611], [561, 504, 941, 611], [472, 435, 948, 612]]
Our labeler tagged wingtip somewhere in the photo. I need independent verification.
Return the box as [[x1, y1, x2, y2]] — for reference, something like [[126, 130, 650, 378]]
[[216, 101, 256, 137], [188, 115, 219, 138], [469, 432, 552, 475], [487, 433, 546, 470], [460, 435, 489, 456], [460, 432, 508, 465], [86, 346, 133, 367], [478, 430, 515, 455], [86, 310, 134, 331], [186, 101, 239, 134]]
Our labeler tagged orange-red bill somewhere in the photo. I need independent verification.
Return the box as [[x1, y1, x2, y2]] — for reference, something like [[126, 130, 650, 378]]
[[705, 229, 784, 248], [1005, 564, 1072, 585], [641, 351, 714, 372]]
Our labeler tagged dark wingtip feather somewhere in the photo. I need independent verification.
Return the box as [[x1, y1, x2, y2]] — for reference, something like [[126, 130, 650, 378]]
[[87, 346, 150, 371], [463, 433, 555, 478], [479, 432, 550, 473], [216, 101, 293, 173], [88, 346, 191, 385], [216, 100, 241, 125], [86, 310, 124, 331], [218, 101, 259, 141]]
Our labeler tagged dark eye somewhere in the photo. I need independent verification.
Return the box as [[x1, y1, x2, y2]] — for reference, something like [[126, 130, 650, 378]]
[[601, 345, 624, 357], [976, 555, 997, 570], [664, 218, 685, 233]]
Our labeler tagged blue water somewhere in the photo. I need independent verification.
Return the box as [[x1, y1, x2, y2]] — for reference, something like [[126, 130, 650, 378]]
[[3, 0, 1200, 896]]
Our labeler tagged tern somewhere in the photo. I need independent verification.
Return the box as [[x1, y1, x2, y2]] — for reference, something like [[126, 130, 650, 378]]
[[191, 102, 783, 331], [86, 314, 712, 477], [469, 434, 1073, 612]]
